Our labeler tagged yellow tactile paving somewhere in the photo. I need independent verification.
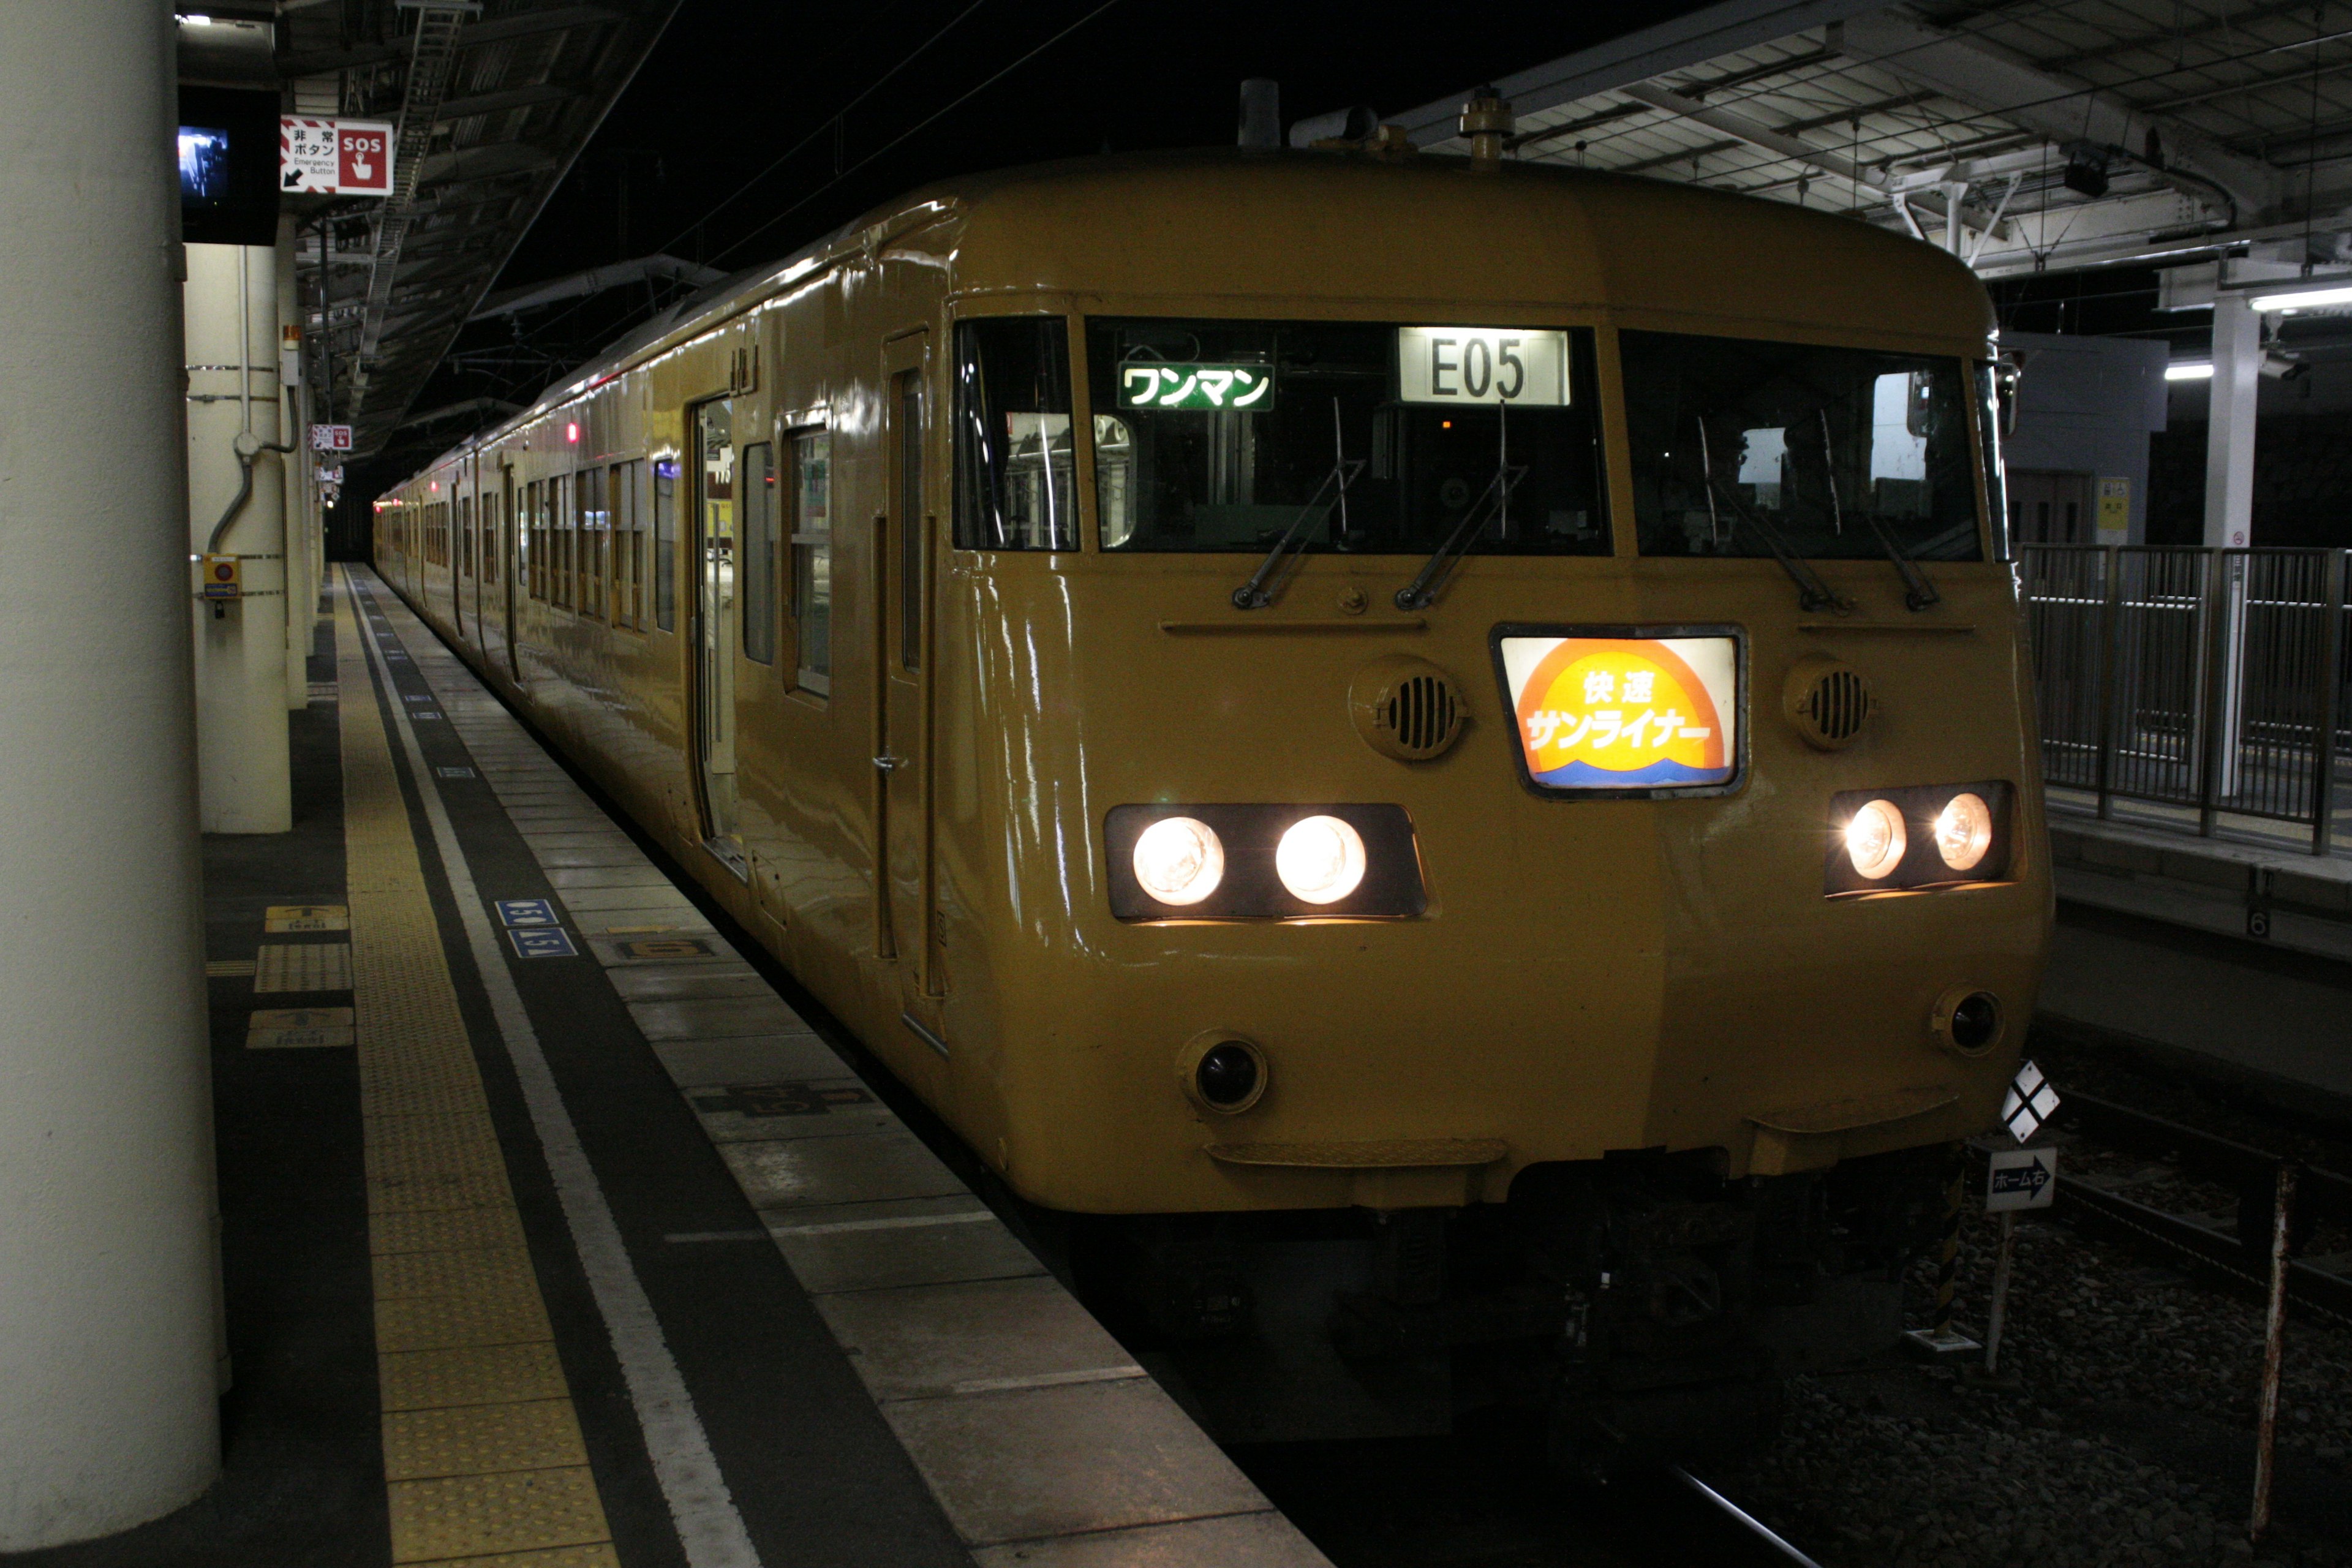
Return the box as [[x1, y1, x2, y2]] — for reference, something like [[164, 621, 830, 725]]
[[379, 1343, 572, 1413], [372, 1205, 532, 1257], [374, 1245, 539, 1300], [255, 941, 354, 992], [387, 1466, 608, 1562], [375, 1289, 557, 1355], [383, 1400, 589, 1482], [336, 571, 616, 1563], [409, 1544, 621, 1568]]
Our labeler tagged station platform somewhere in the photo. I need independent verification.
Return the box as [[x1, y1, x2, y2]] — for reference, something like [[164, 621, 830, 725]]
[[2039, 801, 2352, 1117], [34, 565, 1327, 1568]]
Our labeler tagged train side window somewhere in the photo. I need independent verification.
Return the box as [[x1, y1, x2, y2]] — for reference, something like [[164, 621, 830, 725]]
[[654, 458, 677, 631], [899, 375, 925, 669], [555, 475, 575, 608], [953, 316, 1075, 551], [791, 429, 831, 693], [579, 466, 608, 622], [740, 443, 777, 664], [460, 496, 474, 579], [483, 492, 499, 587], [522, 482, 538, 599], [611, 461, 642, 629]]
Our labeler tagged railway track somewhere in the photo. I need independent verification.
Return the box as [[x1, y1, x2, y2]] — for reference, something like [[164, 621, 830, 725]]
[[2048, 1088, 2352, 1325]]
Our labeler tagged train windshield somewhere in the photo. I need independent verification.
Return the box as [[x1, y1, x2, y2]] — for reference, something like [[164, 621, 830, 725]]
[[1085, 318, 1608, 555], [1618, 330, 1983, 562]]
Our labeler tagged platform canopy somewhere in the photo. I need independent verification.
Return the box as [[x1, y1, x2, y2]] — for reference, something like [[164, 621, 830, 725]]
[[1388, 0, 2352, 282], [252, 1, 679, 459]]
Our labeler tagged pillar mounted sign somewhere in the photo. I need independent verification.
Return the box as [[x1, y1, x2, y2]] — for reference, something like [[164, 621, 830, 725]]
[[279, 118, 394, 196]]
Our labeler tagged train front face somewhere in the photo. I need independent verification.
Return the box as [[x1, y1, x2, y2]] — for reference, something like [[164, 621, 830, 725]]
[[933, 157, 2049, 1455]]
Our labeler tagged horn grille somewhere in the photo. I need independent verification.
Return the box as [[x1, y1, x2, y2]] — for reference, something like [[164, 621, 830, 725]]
[[1351, 658, 1467, 761], [1785, 657, 1872, 750]]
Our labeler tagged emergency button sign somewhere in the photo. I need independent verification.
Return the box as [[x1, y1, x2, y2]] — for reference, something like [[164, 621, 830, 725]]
[[279, 116, 393, 196]]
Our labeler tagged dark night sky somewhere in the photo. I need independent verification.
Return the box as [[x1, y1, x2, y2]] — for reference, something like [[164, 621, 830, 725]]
[[503, 1, 1708, 283], [345, 0, 1714, 496], [386, 0, 1709, 474]]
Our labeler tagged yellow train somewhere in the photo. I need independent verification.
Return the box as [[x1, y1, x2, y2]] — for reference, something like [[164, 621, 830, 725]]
[[377, 130, 2049, 1468]]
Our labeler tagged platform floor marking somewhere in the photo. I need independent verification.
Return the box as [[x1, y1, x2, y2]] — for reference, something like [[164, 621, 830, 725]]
[[265, 902, 350, 932], [205, 959, 258, 978], [333, 575, 619, 1567], [349, 571, 762, 1568], [254, 941, 353, 992]]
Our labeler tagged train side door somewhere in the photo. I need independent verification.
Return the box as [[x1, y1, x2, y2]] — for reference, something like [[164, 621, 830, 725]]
[[876, 331, 943, 1017], [491, 467, 514, 676], [690, 396, 745, 874]]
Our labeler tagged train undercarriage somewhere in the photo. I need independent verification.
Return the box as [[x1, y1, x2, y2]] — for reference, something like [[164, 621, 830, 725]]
[[1059, 1144, 1953, 1476]]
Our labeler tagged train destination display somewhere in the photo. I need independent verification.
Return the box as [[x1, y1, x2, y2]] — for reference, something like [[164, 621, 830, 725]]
[[1498, 631, 1739, 793]]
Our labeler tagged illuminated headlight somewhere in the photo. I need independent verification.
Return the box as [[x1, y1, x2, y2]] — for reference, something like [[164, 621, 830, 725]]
[[1934, 792, 1994, 872], [1824, 782, 2016, 896], [1105, 804, 1424, 920], [1844, 799, 1907, 880], [1132, 816, 1224, 906], [1276, 815, 1367, 903]]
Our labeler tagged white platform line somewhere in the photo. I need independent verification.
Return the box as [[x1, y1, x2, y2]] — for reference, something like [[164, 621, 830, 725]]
[[770, 1210, 998, 1237], [352, 572, 761, 1568]]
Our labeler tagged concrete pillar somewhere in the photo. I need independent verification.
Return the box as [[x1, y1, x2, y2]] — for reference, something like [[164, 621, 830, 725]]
[[2204, 293, 2261, 549], [0, 1, 222, 1548], [187, 243, 293, 832]]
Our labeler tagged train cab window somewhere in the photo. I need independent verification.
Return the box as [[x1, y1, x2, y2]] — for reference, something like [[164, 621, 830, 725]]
[[790, 430, 831, 692], [740, 443, 777, 664], [1619, 330, 1983, 561], [1084, 318, 1607, 554], [953, 317, 1076, 551], [654, 457, 678, 631]]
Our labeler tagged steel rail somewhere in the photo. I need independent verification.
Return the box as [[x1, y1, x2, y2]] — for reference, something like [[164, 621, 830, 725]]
[[2056, 1177, 2352, 1326], [1669, 1467, 1827, 1568]]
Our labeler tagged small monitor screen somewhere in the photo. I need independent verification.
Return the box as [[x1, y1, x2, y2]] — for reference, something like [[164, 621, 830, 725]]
[[179, 126, 232, 206]]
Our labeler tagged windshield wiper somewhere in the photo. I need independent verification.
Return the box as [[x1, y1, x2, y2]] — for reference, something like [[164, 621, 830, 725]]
[[1234, 397, 1362, 609], [1394, 463, 1527, 609], [1697, 420, 1852, 616], [1819, 409, 1937, 611], [1231, 459, 1363, 609]]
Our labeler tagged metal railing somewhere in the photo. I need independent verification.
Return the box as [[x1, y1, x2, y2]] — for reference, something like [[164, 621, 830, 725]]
[[2022, 546, 2350, 854]]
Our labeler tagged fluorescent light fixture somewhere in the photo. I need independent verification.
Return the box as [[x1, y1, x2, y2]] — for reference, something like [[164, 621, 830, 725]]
[[2166, 361, 2215, 381], [2249, 284, 2352, 312]]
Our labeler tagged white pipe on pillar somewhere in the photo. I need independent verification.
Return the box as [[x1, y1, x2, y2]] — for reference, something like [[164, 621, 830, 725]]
[[187, 243, 293, 832], [2204, 293, 2263, 799], [278, 220, 311, 712], [0, 1, 221, 1548]]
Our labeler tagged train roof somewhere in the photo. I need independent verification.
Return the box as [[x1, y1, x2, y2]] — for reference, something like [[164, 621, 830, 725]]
[[402, 148, 1994, 484]]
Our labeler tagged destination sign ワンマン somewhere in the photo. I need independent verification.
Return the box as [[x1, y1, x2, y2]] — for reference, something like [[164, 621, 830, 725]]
[[1116, 362, 1275, 411]]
